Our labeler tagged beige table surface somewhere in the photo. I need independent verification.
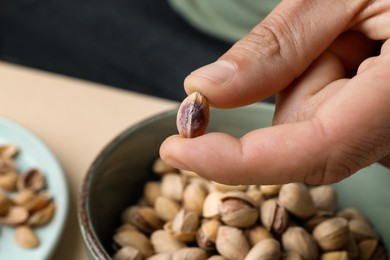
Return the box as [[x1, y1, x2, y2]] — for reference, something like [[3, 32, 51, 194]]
[[0, 61, 177, 259]]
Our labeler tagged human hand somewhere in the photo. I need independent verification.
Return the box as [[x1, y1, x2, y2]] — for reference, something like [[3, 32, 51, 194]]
[[160, 0, 390, 185]]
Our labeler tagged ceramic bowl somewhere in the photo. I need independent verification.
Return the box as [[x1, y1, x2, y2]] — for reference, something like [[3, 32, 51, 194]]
[[78, 103, 390, 259]]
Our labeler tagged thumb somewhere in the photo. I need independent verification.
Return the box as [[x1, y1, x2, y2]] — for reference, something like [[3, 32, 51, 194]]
[[184, 0, 368, 108]]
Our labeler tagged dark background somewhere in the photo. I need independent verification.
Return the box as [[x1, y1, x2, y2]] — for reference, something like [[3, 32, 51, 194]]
[[0, 0, 232, 102]]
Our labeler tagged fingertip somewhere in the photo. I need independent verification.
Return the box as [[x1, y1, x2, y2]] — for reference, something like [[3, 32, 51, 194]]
[[159, 135, 191, 170]]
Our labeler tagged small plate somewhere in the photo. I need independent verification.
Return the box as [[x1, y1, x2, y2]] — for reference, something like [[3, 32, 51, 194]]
[[0, 116, 69, 259]]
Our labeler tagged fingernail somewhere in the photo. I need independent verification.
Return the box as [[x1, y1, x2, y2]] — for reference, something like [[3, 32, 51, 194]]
[[191, 60, 235, 84]]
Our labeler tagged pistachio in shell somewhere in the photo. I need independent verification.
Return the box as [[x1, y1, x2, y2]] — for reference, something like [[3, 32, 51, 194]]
[[143, 181, 162, 206], [113, 230, 154, 258], [215, 226, 250, 260], [0, 206, 29, 225], [309, 185, 338, 212], [260, 185, 282, 198], [122, 206, 164, 234], [320, 251, 349, 260], [246, 225, 273, 247], [348, 218, 378, 241], [183, 181, 207, 216], [27, 201, 56, 226], [312, 217, 349, 251], [152, 157, 178, 176], [172, 247, 207, 260], [160, 173, 185, 201], [245, 238, 281, 260], [170, 208, 199, 242], [0, 144, 18, 158], [0, 170, 18, 191], [260, 198, 288, 234], [196, 219, 221, 250], [113, 246, 142, 260], [278, 183, 316, 218], [282, 226, 319, 260], [145, 253, 172, 260], [219, 191, 258, 228], [150, 230, 186, 254], [203, 191, 223, 219], [154, 196, 181, 222]]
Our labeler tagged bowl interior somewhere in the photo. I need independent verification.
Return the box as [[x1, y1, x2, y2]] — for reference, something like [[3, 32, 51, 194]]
[[79, 103, 390, 258]]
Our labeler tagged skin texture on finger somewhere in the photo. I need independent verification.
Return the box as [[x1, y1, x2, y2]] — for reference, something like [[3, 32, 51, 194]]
[[184, 0, 371, 108], [274, 52, 345, 125]]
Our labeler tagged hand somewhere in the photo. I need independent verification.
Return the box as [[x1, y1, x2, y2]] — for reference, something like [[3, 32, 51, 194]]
[[160, 0, 390, 185]]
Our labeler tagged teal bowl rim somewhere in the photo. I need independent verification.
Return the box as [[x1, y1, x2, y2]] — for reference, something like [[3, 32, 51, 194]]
[[78, 107, 180, 259]]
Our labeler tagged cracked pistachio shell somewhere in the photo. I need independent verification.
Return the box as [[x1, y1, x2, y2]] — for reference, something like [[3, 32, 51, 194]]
[[309, 185, 338, 212], [260, 185, 282, 198], [216, 226, 250, 260], [196, 219, 221, 250], [0, 157, 16, 173], [12, 189, 36, 206], [348, 218, 378, 241], [152, 157, 178, 176], [27, 201, 56, 226], [113, 246, 142, 260], [0, 206, 29, 225], [172, 248, 207, 260], [150, 230, 186, 254], [143, 181, 161, 206], [260, 198, 288, 234], [0, 144, 18, 158], [24, 191, 52, 214], [183, 181, 207, 216], [246, 225, 273, 247], [170, 209, 199, 242], [176, 92, 209, 138], [113, 230, 154, 258], [282, 226, 319, 260], [313, 217, 349, 251], [15, 225, 40, 249], [161, 173, 185, 201], [122, 206, 164, 234], [245, 238, 281, 260], [203, 191, 223, 219], [17, 168, 46, 192], [219, 191, 258, 228], [278, 183, 316, 218], [154, 196, 180, 222]]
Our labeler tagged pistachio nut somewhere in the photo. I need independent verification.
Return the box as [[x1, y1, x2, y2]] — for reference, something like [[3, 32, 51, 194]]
[[207, 256, 226, 260], [152, 157, 178, 176], [113, 230, 154, 258], [336, 207, 367, 222], [0, 144, 18, 158], [196, 219, 221, 250], [320, 251, 348, 260], [143, 181, 162, 206], [113, 246, 142, 260], [170, 209, 199, 242], [260, 185, 282, 198], [116, 223, 138, 233], [150, 230, 186, 254], [180, 169, 200, 178], [176, 91, 210, 138], [260, 198, 288, 234], [154, 196, 181, 222], [282, 226, 319, 260], [27, 201, 56, 226], [17, 168, 46, 191], [161, 173, 185, 201], [348, 218, 378, 241], [219, 191, 258, 228], [0, 206, 29, 225], [122, 206, 164, 234], [358, 239, 378, 260], [183, 181, 207, 216], [281, 251, 304, 260], [244, 238, 281, 260], [203, 191, 223, 219], [246, 188, 263, 206], [172, 247, 207, 260], [15, 225, 40, 249], [309, 185, 338, 212], [312, 217, 349, 251], [211, 181, 247, 193], [344, 232, 358, 259], [246, 225, 273, 247], [215, 226, 250, 260], [305, 210, 333, 231], [0, 156, 15, 173], [278, 183, 316, 218]]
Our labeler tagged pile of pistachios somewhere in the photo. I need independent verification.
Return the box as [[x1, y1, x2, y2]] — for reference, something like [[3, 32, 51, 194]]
[[112, 157, 388, 260], [0, 144, 55, 249]]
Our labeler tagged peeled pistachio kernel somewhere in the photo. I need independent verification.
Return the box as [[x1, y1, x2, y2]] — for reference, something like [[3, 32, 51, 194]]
[[176, 92, 209, 138]]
